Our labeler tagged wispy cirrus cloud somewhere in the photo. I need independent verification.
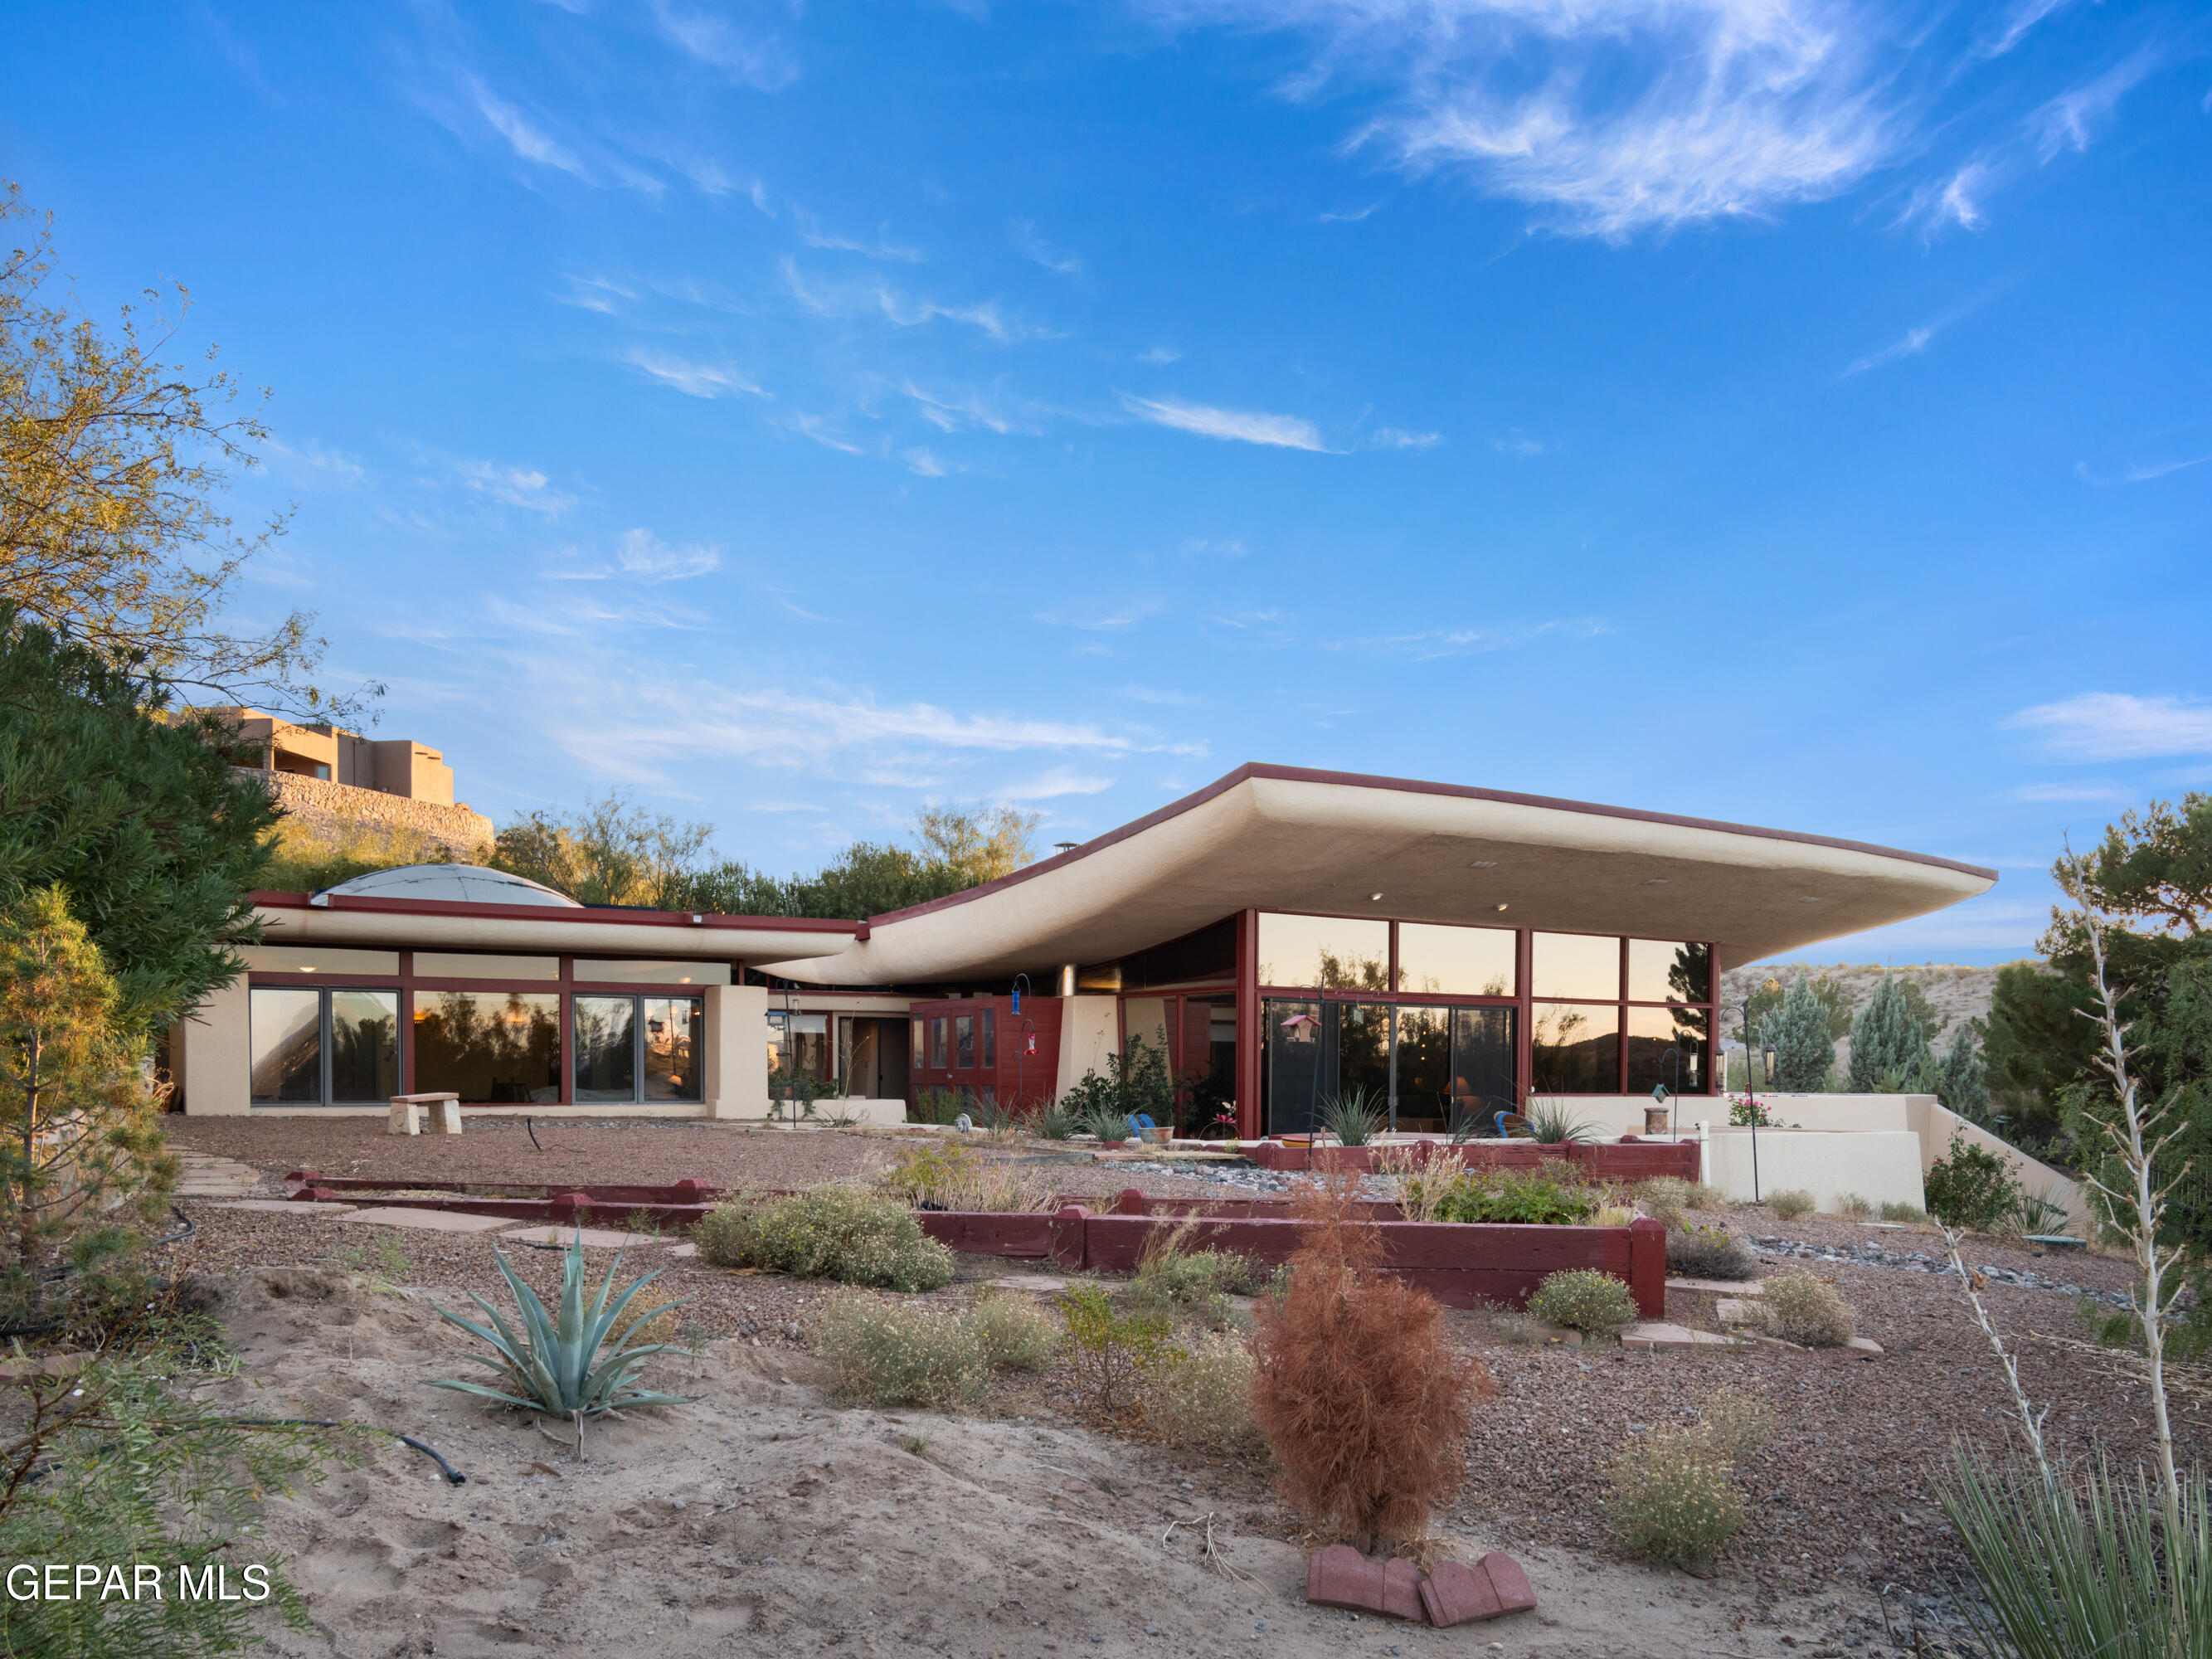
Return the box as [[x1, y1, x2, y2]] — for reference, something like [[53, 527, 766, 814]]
[[647, 0, 800, 90], [617, 348, 768, 399], [2033, 50, 2158, 162], [1009, 219, 1081, 275], [2075, 452, 2212, 487], [1034, 601, 1161, 631], [1843, 323, 1937, 377], [995, 766, 1118, 800], [1977, 0, 2078, 58], [1366, 426, 1441, 450], [454, 73, 665, 197], [1119, 392, 1325, 451], [546, 528, 722, 582], [2008, 781, 2133, 804], [455, 459, 576, 515], [1490, 429, 1546, 459], [900, 381, 1029, 435], [2002, 693, 2212, 761], [795, 211, 924, 262], [1150, 0, 1905, 240], [780, 258, 1052, 343], [1339, 617, 1610, 659]]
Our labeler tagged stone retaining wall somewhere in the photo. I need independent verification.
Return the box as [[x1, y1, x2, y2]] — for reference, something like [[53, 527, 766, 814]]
[[241, 768, 494, 859]]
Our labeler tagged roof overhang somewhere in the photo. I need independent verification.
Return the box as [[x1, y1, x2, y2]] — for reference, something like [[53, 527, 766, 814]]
[[763, 765, 1996, 986], [251, 892, 858, 963]]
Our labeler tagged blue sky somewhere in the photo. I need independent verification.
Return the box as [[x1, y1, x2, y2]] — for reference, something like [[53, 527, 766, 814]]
[[6, 0, 2209, 965]]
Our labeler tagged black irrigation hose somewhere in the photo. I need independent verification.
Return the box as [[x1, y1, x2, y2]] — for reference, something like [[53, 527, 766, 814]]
[[227, 1418, 468, 1485], [0, 1209, 200, 1337], [525, 1117, 544, 1152]]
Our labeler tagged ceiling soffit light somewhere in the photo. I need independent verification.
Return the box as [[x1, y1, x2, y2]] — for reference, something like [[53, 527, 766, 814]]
[[1494, 902, 1509, 912], [1467, 859, 1498, 868], [1370, 893, 1384, 902], [1798, 896, 1823, 903], [1644, 878, 1668, 886]]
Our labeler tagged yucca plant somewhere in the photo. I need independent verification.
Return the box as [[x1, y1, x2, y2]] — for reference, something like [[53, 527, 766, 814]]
[[1942, 1447, 2212, 1659], [430, 1233, 693, 1453], [1525, 1101, 1597, 1144], [1318, 1087, 1384, 1146]]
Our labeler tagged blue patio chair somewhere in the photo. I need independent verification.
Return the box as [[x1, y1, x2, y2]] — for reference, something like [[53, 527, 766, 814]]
[[1495, 1111, 1534, 1140], [1125, 1113, 1158, 1137]]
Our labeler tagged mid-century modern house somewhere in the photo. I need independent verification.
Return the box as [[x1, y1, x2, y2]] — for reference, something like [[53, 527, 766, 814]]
[[168, 764, 1996, 1145]]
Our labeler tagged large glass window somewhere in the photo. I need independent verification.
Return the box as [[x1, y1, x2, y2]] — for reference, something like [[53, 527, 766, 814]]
[[1256, 913, 1388, 990], [1395, 923, 1514, 996], [1626, 1004, 1710, 1095], [414, 991, 561, 1102], [249, 988, 321, 1103], [981, 1007, 996, 1069], [1531, 933, 1620, 1000], [1262, 999, 1517, 1136], [785, 1014, 828, 1082], [1533, 1002, 1621, 1094], [1449, 1006, 1517, 1132], [1391, 1005, 1453, 1131], [574, 996, 637, 1102], [643, 998, 701, 1101], [954, 1014, 975, 1069], [929, 1018, 947, 1068], [1262, 999, 1325, 1136], [251, 987, 397, 1105], [1627, 939, 1711, 1005]]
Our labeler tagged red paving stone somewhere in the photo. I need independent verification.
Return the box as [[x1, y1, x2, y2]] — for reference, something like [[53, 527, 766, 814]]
[[1419, 1554, 1538, 1627], [1304, 1547, 1426, 1621]]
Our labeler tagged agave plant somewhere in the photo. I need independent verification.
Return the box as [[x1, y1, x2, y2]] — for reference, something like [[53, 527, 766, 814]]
[[1525, 1101, 1597, 1145], [1318, 1088, 1385, 1146], [430, 1233, 693, 1450]]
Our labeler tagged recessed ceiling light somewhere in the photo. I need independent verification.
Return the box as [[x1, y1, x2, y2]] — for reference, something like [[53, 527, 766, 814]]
[[1468, 859, 1498, 868], [1370, 892, 1385, 902], [1644, 878, 1668, 886], [1798, 896, 1822, 903], [1494, 902, 1510, 912]]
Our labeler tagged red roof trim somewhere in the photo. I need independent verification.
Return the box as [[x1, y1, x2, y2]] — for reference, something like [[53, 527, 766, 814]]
[[250, 890, 858, 934], [861, 762, 2000, 928]]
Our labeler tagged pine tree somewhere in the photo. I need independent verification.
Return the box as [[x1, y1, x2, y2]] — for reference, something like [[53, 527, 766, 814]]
[[0, 888, 173, 1294], [1937, 1021, 1991, 1121], [1767, 971, 1837, 1092], [1848, 971, 1932, 1092]]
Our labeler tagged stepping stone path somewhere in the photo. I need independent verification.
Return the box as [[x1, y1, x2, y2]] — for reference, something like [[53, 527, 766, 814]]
[[173, 1152, 266, 1199], [1621, 1321, 1742, 1350], [985, 1276, 1068, 1294], [498, 1226, 680, 1250], [1666, 1276, 1763, 1295], [341, 1207, 511, 1233], [1306, 1545, 1534, 1627], [211, 1199, 356, 1215]]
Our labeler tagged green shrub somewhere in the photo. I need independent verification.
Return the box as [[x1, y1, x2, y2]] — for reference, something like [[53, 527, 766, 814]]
[[1602, 1428, 1746, 1572], [1665, 1224, 1757, 1281], [1060, 1284, 1172, 1422], [691, 1185, 954, 1292], [1033, 1102, 1079, 1141], [1524, 1102, 1597, 1144], [1318, 1088, 1384, 1146], [1879, 1199, 1929, 1224], [1635, 1175, 1727, 1232], [1694, 1389, 1772, 1465], [1761, 1269, 1855, 1348], [1434, 1163, 1596, 1225], [1924, 1131, 2023, 1230], [1527, 1268, 1638, 1335], [1131, 1239, 1274, 1314], [1835, 1191, 1874, 1220], [1765, 1189, 1816, 1220], [816, 1292, 989, 1407], [967, 1293, 1055, 1372], [1156, 1331, 1264, 1457]]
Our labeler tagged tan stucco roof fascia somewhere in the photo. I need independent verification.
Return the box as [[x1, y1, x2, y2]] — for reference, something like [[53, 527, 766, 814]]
[[252, 894, 857, 963], [761, 765, 1996, 985]]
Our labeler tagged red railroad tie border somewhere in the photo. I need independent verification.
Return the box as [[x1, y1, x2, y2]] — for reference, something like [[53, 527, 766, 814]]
[[1307, 1546, 1537, 1627]]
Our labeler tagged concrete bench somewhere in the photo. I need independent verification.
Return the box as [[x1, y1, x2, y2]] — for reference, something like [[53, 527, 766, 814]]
[[389, 1093, 463, 1136]]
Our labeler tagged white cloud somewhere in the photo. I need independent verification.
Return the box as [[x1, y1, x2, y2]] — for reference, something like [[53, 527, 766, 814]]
[[464, 74, 590, 181], [2002, 693, 2212, 761], [780, 258, 1052, 343], [1347, 618, 1610, 659], [265, 439, 367, 488], [795, 211, 924, 262], [1368, 426, 1441, 450], [2009, 781, 2132, 804], [787, 413, 867, 455], [615, 528, 721, 581], [1318, 202, 1379, 222], [1137, 345, 1182, 365], [2075, 453, 2212, 487], [1843, 323, 1936, 377], [1119, 392, 1326, 451], [1009, 220, 1082, 275], [901, 382, 1026, 435], [618, 348, 766, 399], [2033, 51, 2157, 163], [1155, 0, 1903, 240], [1979, 0, 2075, 57], [647, 0, 800, 90], [1490, 430, 1545, 458], [1120, 684, 1200, 704], [995, 766, 1117, 800], [558, 275, 637, 315], [1034, 602, 1159, 631], [1899, 162, 1992, 233], [455, 459, 576, 515]]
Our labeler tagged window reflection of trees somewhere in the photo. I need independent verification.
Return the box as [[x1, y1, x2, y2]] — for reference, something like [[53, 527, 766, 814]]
[[329, 991, 398, 1101], [415, 991, 561, 1103], [1533, 1002, 1620, 1093]]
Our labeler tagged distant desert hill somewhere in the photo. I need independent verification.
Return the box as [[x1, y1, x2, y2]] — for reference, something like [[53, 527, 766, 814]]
[[1719, 961, 2033, 1074]]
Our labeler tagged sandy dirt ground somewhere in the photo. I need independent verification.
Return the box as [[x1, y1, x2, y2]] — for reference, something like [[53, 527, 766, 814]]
[[206, 1266, 1883, 1659]]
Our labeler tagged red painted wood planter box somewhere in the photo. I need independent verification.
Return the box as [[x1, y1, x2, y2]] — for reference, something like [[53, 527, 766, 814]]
[[1243, 1139, 1698, 1183]]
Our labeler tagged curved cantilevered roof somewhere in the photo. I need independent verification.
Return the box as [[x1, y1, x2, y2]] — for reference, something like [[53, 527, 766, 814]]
[[766, 764, 1996, 986]]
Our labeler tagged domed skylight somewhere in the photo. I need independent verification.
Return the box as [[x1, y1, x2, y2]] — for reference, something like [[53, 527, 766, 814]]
[[316, 864, 583, 908]]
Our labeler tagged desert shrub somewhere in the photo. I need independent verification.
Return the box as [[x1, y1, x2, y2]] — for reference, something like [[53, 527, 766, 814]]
[[1765, 1189, 1816, 1221], [1374, 1144, 1465, 1223], [1694, 1389, 1772, 1465], [1635, 1175, 1728, 1231], [1473, 1301, 1550, 1345], [1433, 1162, 1596, 1225], [1762, 1269, 1855, 1348], [1835, 1192, 1874, 1220], [1060, 1284, 1172, 1423], [1157, 1331, 1265, 1457], [608, 1281, 682, 1347], [1665, 1224, 1757, 1281], [691, 1186, 954, 1292], [1318, 1088, 1383, 1146], [1250, 1175, 1493, 1552], [1924, 1131, 2023, 1230], [1527, 1268, 1639, 1335], [1880, 1199, 1929, 1223], [1524, 1102, 1598, 1143], [876, 1142, 1053, 1214], [967, 1293, 1055, 1372], [816, 1292, 989, 1407], [1131, 1221, 1273, 1315], [1603, 1428, 1746, 1572], [1033, 1102, 1079, 1141], [1591, 1201, 1636, 1228], [908, 1086, 968, 1126]]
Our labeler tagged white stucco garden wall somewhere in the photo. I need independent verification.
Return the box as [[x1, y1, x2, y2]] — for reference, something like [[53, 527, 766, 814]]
[[1693, 1127, 1928, 1214]]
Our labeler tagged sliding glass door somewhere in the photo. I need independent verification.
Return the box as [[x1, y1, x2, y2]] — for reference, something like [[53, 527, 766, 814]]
[[1262, 999, 1517, 1136]]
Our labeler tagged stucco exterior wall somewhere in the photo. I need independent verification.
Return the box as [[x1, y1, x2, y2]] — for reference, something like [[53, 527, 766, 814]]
[[173, 979, 250, 1117], [1530, 1093, 1915, 1137], [707, 983, 769, 1121], [1054, 995, 1121, 1097], [1905, 1096, 2091, 1233], [1695, 1128, 1928, 1214]]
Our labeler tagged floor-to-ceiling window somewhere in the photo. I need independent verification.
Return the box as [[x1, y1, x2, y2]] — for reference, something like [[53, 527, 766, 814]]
[[245, 950, 401, 1107]]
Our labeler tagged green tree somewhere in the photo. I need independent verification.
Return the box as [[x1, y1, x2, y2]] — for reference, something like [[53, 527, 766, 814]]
[[1935, 1020, 1991, 1122], [1, 182, 361, 718], [914, 803, 1039, 885], [1766, 971, 1837, 1092], [1733, 968, 1853, 1045], [1848, 971, 1932, 1092], [0, 887, 173, 1292], [493, 792, 712, 908], [0, 611, 278, 1029]]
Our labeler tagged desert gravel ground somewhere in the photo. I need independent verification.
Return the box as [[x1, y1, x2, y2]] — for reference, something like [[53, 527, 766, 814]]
[[147, 1119, 2200, 1654]]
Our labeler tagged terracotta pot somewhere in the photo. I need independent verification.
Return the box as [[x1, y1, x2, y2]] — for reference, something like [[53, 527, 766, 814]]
[[1643, 1104, 1670, 1136]]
